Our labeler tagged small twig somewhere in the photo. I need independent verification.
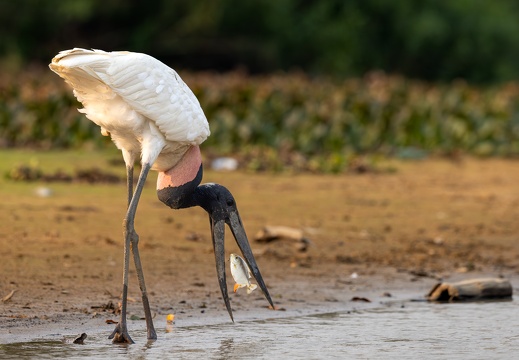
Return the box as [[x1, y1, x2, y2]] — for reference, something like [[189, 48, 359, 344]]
[[2, 290, 17, 302]]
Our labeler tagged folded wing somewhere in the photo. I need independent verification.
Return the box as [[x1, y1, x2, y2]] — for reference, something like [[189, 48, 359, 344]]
[[50, 48, 210, 146]]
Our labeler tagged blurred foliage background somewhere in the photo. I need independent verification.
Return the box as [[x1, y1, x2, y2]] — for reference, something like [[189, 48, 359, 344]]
[[3, 0, 519, 82], [1, 0, 519, 172]]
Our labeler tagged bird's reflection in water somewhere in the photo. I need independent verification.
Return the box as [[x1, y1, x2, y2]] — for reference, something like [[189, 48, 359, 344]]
[[215, 338, 235, 360]]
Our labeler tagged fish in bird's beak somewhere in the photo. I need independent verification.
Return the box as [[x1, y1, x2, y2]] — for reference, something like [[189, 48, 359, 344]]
[[227, 211, 271, 301], [209, 199, 274, 322], [230, 253, 258, 294]]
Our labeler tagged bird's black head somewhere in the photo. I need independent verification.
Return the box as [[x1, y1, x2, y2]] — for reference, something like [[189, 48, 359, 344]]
[[194, 183, 238, 222]]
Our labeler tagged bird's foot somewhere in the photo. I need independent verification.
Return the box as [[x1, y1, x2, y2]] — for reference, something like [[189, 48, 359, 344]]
[[109, 323, 134, 344], [147, 328, 158, 341]]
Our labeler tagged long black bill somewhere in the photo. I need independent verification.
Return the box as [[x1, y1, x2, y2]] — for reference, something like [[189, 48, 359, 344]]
[[211, 217, 234, 322], [227, 211, 275, 309]]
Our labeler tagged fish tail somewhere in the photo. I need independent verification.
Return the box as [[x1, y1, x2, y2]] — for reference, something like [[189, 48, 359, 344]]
[[246, 283, 258, 294]]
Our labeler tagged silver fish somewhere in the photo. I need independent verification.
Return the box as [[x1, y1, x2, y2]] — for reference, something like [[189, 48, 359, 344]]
[[230, 253, 258, 294]]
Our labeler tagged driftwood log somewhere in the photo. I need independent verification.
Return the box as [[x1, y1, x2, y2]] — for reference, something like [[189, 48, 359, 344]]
[[427, 278, 512, 302], [254, 226, 311, 252]]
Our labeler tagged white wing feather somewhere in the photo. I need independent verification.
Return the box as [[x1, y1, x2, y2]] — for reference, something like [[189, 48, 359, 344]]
[[50, 48, 210, 146]]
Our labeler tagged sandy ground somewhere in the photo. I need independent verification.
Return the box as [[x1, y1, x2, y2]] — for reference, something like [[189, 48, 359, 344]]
[[1, 156, 519, 343]]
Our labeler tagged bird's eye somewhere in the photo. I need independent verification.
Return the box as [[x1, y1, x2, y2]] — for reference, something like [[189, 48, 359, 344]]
[[226, 199, 234, 206]]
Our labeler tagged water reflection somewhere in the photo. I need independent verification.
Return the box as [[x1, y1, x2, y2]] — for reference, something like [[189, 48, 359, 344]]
[[214, 338, 235, 360], [1, 298, 518, 359]]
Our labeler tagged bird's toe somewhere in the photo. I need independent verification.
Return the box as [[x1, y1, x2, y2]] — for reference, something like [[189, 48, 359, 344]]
[[109, 324, 135, 344]]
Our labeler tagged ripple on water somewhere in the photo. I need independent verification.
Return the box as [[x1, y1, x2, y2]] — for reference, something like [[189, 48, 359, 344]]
[[1, 299, 518, 359]]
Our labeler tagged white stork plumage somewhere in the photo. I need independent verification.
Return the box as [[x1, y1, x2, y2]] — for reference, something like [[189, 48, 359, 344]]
[[49, 48, 273, 344]]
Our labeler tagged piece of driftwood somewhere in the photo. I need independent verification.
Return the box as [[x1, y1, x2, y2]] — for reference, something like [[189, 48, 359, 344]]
[[427, 278, 512, 302], [254, 226, 311, 252], [1, 289, 16, 302]]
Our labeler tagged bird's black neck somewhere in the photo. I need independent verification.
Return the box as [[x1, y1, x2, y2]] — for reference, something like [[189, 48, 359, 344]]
[[157, 164, 204, 210], [157, 165, 237, 223]]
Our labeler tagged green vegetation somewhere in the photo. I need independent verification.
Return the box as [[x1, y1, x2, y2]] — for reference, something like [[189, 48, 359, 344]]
[[2, 69, 519, 173], [2, 1, 519, 173]]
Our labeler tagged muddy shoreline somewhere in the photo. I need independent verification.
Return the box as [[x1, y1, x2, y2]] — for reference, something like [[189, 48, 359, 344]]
[[2, 157, 519, 344], [1, 265, 515, 344]]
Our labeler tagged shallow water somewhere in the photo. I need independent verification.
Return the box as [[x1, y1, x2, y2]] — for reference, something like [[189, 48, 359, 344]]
[[2, 298, 518, 359]]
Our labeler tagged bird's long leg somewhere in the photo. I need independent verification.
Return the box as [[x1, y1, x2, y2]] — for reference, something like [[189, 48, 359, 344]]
[[126, 165, 134, 206], [129, 166, 157, 340], [109, 164, 136, 344], [110, 162, 156, 343], [129, 163, 157, 340]]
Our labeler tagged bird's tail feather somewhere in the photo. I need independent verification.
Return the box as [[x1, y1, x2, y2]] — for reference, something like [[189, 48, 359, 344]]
[[49, 49, 115, 102], [50, 48, 110, 68]]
